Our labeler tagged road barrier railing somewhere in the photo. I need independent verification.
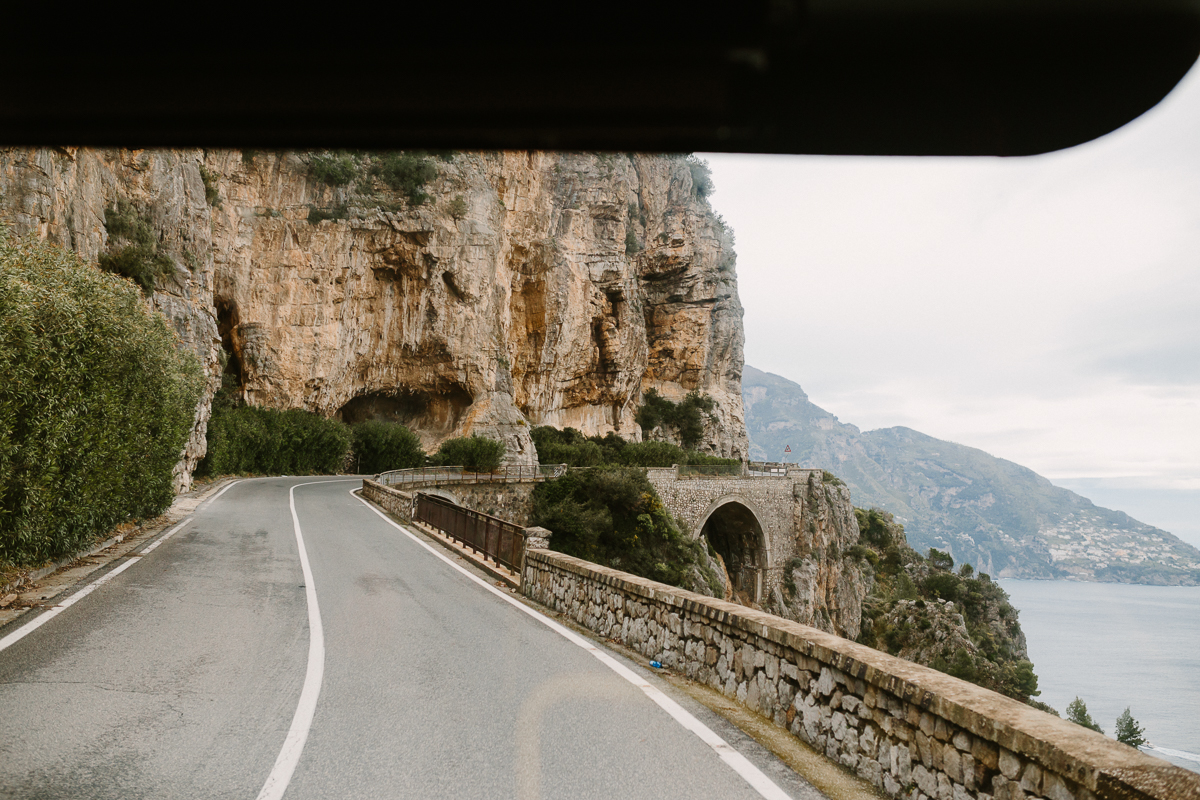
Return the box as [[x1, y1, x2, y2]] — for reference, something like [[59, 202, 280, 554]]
[[414, 492, 528, 573], [375, 463, 566, 488]]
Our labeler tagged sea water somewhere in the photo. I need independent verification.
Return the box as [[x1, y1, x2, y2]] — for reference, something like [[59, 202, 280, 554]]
[[1000, 579, 1200, 774]]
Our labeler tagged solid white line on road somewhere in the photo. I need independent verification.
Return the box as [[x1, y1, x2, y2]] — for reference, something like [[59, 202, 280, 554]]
[[255, 479, 354, 800], [0, 480, 245, 655], [352, 490, 794, 800]]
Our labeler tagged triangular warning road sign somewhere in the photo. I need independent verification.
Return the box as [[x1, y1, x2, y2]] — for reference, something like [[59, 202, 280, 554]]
[[784, 445, 791, 453]]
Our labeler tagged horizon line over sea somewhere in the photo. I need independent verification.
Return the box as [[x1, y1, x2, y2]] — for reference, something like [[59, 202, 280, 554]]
[[999, 578, 1200, 774]]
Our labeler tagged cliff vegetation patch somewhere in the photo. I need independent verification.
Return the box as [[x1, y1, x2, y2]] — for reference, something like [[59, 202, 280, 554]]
[[98, 200, 174, 293], [0, 232, 204, 567], [532, 425, 737, 469], [851, 509, 1046, 706], [634, 389, 716, 450]]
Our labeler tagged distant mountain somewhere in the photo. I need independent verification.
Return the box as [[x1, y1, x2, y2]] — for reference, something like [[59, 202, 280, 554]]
[[743, 365, 1200, 585]]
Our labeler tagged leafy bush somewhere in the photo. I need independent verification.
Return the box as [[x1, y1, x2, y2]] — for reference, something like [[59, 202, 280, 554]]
[[625, 227, 640, 255], [309, 151, 359, 187], [199, 406, 351, 476], [530, 426, 738, 469], [1066, 697, 1104, 733], [369, 152, 438, 206], [351, 420, 425, 474], [927, 547, 955, 571], [430, 435, 505, 471], [98, 200, 174, 293], [531, 466, 717, 591], [0, 233, 204, 566], [822, 470, 845, 487], [447, 195, 468, 221], [634, 389, 714, 449], [307, 204, 349, 225]]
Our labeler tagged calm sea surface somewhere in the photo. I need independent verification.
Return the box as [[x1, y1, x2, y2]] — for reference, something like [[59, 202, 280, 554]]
[[1000, 579, 1200, 774]]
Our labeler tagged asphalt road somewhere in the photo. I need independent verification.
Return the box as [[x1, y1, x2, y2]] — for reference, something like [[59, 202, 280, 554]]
[[0, 477, 823, 799]]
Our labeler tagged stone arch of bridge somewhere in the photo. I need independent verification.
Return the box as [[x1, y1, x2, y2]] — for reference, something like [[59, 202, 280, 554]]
[[420, 488, 462, 506], [696, 495, 771, 600]]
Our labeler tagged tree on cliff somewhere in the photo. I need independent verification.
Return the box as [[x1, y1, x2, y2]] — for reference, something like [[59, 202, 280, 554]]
[[1066, 697, 1104, 733], [1115, 708, 1147, 748], [0, 230, 204, 567]]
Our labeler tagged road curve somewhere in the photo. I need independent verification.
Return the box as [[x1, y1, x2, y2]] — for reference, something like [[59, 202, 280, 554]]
[[0, 477, 821, 799]]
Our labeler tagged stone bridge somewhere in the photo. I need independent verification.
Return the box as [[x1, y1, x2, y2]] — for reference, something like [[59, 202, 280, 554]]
[[367, 463, 853, 607], [646, 466, 842, 604]]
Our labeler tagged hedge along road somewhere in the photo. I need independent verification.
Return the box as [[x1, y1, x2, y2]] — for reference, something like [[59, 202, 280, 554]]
[[0, 477, 822, 800]]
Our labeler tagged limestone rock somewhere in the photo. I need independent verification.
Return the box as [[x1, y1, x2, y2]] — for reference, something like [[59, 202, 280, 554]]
[[1, 148, 748, 480]]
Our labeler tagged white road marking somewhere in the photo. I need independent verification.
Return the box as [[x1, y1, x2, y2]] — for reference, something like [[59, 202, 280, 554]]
[[352, 489, 794, 800], [0, 480, 244, 654], [255, 478, 354, 800]]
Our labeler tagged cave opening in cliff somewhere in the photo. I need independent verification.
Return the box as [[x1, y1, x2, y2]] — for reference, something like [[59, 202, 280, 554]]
[[700, 501, 765, 602], [336, 387, 473, 434]]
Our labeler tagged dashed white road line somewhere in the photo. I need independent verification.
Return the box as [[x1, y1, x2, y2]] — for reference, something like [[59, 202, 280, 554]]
[[0, 479, 243, 655], [352, 489, 794, 800]]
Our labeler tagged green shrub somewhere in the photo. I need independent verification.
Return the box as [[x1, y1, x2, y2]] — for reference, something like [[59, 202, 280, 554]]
[[822, 470, 845, 486], [1115, 708, 1147, 747], [530, 426, 738, 469], [98, 200, 174, 293], [0, 233, 204, 567], [307, 204, 349, 225], [625, 227, 640, 255], [430, 435, 505, 471], [1066, 697, 1104, 734], [199, 406, 350, 476], [634, 389, 714, 449], [198, 164, 220, 205], [447, 195, 468, 221], [351, 420, 425, 474], [531, 466, 715, 591], [369, 152, 438, 206], [927, 547, 955, 571], [309, 151, 359, 187]]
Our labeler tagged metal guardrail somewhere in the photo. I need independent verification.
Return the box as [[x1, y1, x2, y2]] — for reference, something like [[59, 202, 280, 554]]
[[746, 461, 790, 476], [375, 463, 566, 487], [414, 492, 527, 573]]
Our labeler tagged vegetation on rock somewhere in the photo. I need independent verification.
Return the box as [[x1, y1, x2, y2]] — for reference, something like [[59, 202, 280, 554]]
[[98, 200, 174, 293], [530, 466, 721, 595], [852, 509, 1044, 704], [532, 426, 737, 469], [0, 232, 204, 566], [1115, 708, 1147, 747], [635, 389, 715, 450], [1066, 697, 1105, 733]]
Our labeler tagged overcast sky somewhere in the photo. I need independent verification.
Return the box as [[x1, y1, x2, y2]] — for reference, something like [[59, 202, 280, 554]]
[[703, 63, 1200, 546]]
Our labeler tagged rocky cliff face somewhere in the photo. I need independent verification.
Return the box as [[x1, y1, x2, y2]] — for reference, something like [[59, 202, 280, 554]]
[[0, 148, 221, 491], [765, 474, 872, 640], [0, 148, 748, 486]]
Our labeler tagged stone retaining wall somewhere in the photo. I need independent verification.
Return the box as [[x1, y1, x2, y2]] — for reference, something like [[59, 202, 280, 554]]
[[361, 480, 415, 521], [521, 548, 1200, 800]]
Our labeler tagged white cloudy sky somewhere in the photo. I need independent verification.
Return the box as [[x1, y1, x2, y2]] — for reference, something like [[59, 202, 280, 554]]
[[703, 63, 1200, 546]]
